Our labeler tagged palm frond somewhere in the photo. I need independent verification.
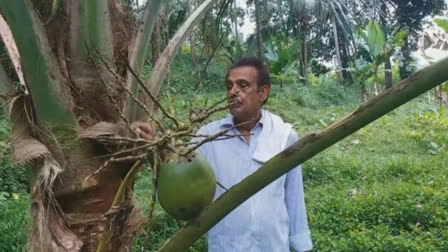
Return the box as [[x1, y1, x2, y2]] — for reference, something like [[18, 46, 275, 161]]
[[125, 0, 164, 121], [0, 0, 75, 126], [145, 0, 217, 105]]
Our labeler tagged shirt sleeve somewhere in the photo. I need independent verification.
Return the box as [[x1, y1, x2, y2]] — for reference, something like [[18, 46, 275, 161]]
[[284, 131, 313, 252]]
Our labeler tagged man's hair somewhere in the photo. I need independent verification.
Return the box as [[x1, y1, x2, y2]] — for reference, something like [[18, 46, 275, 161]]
[[228, 56, 271, 88]]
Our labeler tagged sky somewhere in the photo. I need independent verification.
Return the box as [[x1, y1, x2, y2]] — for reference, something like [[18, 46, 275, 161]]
[[235, 0, 256, 39]]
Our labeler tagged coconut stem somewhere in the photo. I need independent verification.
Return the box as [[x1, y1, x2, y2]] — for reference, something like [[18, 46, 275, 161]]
[[145, 151, 161, 249], [96, 160, 143, 252]]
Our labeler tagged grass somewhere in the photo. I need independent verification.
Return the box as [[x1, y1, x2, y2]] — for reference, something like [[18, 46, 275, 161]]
[[0, 195, 29, 252], [275, 89, 448, 251], [0, 83, 446, 251]]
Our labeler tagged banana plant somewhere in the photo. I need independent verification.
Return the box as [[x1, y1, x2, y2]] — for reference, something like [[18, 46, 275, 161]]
[[356, 21, 408, 98], [264, 36, 300, 87]]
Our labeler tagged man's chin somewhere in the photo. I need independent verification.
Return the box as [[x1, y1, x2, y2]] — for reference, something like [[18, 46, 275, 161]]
[[230, 109, 247, 122], [230, 107, 242, 116]]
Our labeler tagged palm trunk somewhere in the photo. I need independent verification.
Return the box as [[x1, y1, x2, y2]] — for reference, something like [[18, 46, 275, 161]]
[[384, 58, 393, 89], [339, 31, 353, 85], [254, 0, 263, 60], [299, 19, 308, 85], [373, 65, 380, 96], [151, 20, 162, 66], [332, 16, 344, 81], [399, 37, 412, 79], [302, 39, 308, 84], [188, 0, 198, 75], [381, 3, 393, 89], [362, 86, 368, 102], [0, 1, 142, 251], [232, 0, 239, 42]]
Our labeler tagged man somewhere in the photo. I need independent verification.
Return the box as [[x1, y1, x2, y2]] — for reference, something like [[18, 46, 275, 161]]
[[195, 57, 312, 251], [132, 57, 312, 251]]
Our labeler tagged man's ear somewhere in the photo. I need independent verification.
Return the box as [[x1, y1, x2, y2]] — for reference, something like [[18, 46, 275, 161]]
[[260, 84, 270, 101]]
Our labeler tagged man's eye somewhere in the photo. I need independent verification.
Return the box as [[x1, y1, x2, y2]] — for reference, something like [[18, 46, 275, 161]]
[[239, 82, 248, 89]]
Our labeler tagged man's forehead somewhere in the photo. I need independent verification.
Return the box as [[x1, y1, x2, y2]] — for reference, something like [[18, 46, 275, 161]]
[[227, 66, 258, 80]]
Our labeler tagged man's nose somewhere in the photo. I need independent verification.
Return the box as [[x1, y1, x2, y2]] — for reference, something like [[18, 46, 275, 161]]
[[228, 85, 239, 96]]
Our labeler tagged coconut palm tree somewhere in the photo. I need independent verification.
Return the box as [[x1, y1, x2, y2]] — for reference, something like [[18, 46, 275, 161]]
[[286, 0, 387, 84], [0, 0, 216, 250]]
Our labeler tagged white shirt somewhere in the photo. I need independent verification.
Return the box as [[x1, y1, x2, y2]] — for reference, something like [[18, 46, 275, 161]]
[[196, 110, 312, 252]]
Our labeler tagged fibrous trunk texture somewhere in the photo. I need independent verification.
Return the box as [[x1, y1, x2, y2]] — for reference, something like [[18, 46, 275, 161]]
[[3, 1, 142, 251]]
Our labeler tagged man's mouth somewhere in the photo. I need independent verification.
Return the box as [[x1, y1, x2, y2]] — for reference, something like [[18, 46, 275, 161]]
[[229, 100, 242, 108]]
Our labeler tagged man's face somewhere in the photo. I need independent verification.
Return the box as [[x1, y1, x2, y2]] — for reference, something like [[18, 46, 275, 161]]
[[225, 66, 269, 121]]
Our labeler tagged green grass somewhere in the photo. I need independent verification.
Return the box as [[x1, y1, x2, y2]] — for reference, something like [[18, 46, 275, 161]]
[[132, 169, 207, 251], [0, 195, 29, 252], [284, 93, 447, 251], [0, 83, 446, 251]]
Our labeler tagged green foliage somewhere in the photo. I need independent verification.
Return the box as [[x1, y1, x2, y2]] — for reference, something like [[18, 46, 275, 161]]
[[0, 116, 28, 194], [434, 18, 448, 33], [0, 83, 446, 251], [0, 158, 28, 194], [365, 21, 386, 58], [158, 53, 228, 98], [267, 75, 360, 111], [402, 106, 447, 155], [393, 30, 409, 47], [354, 22, 407, 90], [223, 40, 246, 63], [0, 195, 30, 252], [0, 114, 29, 250], [132, 169, 207, 251], [264, 36, 301, 87], [264, 37, 299, 75], [0, 0, 75, 126], [301, 98, 447, 251], [357, 21, 408, 63]]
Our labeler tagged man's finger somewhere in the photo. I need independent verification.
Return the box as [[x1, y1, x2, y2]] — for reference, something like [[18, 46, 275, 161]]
[[139, 131, 154, 140], [139, 124, 152, 134]]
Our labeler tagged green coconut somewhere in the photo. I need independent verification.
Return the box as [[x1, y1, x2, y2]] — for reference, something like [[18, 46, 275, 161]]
[[157, 152, 216, 220]]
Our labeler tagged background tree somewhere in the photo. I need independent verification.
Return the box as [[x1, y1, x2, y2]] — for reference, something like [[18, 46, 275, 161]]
[[391, 0, 446, 79]]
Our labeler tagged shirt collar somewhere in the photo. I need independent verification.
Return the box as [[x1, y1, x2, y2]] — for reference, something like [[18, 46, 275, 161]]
[[219, 110, 265, 129]]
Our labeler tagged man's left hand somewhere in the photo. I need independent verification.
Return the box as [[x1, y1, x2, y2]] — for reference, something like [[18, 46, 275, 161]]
[[130, 121, 156, 140]]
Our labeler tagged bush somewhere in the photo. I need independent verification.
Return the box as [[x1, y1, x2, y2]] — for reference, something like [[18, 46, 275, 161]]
[[0, 195, 30, 252], [269, 76, 361, 110], [0, 159, 28, 194], [0, 117, 28, 194]]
